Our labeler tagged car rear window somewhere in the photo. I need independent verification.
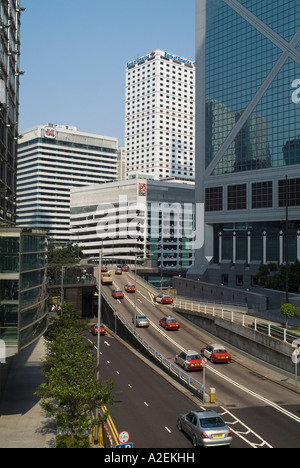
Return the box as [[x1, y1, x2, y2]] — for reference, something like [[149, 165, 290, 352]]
[[200, 417, 226, 428]]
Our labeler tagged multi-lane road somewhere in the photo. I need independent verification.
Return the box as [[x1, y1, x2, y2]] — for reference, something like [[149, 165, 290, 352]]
[[88, 267, 300, 449]]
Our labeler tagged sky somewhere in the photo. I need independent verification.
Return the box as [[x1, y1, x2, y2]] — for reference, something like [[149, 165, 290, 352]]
[[18, 0, 195, 146]]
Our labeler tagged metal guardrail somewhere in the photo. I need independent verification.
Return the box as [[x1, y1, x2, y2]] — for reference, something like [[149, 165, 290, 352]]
[[173, 299, 300, 345]]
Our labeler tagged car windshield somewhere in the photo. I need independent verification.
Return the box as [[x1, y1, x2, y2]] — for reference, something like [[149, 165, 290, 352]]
[[188, 354, 201, 360], [166, 318, 176, 322], [137, 316, 147, 320], [200, 417, 226, 428], [214, 349, 227, 353]]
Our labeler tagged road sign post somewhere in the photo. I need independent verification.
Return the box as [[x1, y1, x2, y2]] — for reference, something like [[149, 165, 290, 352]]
[[116, 442, 133, 448], [292, 344, 300, 387], [201, 357, 207, 402], [118, 430, 130, 445]]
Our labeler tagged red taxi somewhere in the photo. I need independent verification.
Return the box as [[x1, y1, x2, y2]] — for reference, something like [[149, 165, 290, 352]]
[[112, 289, 124, 299], [125, 283, 135, 293], [154, 294, 173, 304], [90, 324, 106, 336], [175, 350, 203, 371], [159, 315, 180, 330], [201, 344, 231, 363]]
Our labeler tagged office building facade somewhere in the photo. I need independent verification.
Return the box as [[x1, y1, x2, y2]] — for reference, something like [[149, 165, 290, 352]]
[[17, 124, 118, 244], [125, 49, 195, 181], [0, 0, 22, 225], [0, 3, 48, 368], [192, 0, 300, 289], [70, 179, 195, 270], [0, 227, 48, 358]]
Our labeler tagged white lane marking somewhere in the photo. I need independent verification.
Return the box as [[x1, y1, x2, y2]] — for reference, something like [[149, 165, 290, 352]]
[[165, 427, 172, 434], [220, 407, 273, 449]]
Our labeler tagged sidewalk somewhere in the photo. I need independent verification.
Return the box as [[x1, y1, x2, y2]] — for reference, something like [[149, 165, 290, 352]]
[[0, 337, 56, 448]]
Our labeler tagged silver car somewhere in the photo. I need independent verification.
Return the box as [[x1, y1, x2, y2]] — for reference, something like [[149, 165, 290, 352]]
[[178, 410, 232, 448], [132, 314, 150, 327]]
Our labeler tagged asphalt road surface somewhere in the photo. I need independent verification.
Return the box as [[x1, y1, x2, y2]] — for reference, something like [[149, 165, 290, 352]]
[[89, 268, 300, 449]]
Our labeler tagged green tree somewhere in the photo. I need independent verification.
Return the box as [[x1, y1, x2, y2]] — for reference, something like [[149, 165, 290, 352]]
[[37, 304, 114, 442], [256, 260, 300, 293], [280, 303, 296, 328], [289, 260, 300, 293], [48, 242, 83, 265]]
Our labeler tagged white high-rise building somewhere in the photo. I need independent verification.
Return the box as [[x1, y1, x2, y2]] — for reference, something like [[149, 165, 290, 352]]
[[17, 124, 118, 244], [125, 49, 195, 181]]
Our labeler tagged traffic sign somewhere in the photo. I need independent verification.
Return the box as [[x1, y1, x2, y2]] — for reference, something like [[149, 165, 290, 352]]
[[116, 443, 133, 448], [118, 430, 130, 444], [201, 357, 207, 367]]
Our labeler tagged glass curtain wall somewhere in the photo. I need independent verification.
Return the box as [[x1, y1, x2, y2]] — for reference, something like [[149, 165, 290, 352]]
[[0, 229, 48, 355]]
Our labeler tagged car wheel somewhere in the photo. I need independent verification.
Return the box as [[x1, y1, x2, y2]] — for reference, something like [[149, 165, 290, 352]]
[[192, 434, 198, 448], [178, 420, 182, 431]]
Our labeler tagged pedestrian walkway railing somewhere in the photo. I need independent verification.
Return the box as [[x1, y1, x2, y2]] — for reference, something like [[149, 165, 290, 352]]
[[173, 298, 300, 345]]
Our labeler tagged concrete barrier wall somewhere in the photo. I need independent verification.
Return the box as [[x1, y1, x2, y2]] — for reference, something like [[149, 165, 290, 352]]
[[175, 308, 295, 375]]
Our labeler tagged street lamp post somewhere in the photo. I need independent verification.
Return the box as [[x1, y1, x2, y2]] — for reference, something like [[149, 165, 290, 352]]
[[95, 247, 104, 445], [285, 175, 289, 304]]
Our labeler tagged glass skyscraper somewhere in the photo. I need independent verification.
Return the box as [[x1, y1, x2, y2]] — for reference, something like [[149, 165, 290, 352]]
[[192, 0, 300, 288], [0, 2, 48, 366], [0, 228, 48, 357]]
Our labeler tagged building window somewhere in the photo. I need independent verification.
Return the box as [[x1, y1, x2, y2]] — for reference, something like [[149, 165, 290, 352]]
[[227, 184, 247, 210], [252, 181, 272, 208], [278, 178, 300, 207], [205, 186, 223, 211], [236, 275, 243, 287]]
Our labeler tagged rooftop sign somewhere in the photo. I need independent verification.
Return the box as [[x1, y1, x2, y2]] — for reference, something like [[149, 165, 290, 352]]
[[127, 51, 194, 68], [44, 126, 56, 139]]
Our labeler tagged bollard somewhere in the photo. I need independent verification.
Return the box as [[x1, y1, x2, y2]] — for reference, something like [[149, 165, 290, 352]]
[[210, 387, 215, 404]]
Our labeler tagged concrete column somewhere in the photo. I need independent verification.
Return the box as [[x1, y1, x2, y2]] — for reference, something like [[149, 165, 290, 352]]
[[263, 231, 267, 264]]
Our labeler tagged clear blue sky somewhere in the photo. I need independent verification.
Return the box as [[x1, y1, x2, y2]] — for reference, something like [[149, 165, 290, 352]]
[[19, 0, 195, 145]]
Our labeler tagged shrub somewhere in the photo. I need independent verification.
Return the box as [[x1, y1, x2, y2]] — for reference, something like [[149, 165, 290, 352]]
[[56, 434, 90, 449]]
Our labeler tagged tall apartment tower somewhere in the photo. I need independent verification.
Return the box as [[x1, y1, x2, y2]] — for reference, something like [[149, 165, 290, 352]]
[[191, 0, 300, 290], [0, 0, 23, 225], [125, 49, 195, 181], [17, 124, 118, 244]]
